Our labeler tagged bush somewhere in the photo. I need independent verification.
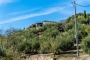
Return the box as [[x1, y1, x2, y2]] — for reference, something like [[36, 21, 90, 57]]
[[81, 35, 90, 54], [56, 30, 75, 51], [0, 47, 6, 57], [31, 38, 40, 53], [65, 22, 74, 31], [17, 41, 31, 54], [5, 49, 13, 60], [78, 18, 88, 24], [39, 41, 51, 53]]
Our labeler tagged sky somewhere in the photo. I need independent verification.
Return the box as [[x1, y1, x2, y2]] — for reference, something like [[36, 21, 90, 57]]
[[0, 0, 90, 30]]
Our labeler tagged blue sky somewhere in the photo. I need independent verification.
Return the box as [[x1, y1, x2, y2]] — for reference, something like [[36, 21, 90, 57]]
[[0, 0, 90, 30]]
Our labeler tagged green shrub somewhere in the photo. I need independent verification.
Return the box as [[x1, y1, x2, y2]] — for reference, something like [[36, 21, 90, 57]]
[[81, 35, 90, 54], [78, 18, 88, 24], [0, 47, 6, 57], [17, 41, 31, 54], [65, 22, 74, 31], [39, 41, 51, 53], [56, 30, 75, 51]]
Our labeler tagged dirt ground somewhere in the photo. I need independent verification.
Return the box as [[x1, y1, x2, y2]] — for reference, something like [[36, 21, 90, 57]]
[[24, 53, 90, 60], [22, 50, 90, 60]]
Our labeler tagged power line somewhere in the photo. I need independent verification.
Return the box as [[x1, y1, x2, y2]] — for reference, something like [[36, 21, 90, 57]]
[[71, 2, 90, 7], [76, 4, 90, 7]]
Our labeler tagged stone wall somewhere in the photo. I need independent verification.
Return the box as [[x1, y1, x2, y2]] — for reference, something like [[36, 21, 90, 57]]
[[26, 54, 53, 60]]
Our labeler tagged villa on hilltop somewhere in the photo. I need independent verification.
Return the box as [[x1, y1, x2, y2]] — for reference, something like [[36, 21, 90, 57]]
[[28, 20, 56, 30]]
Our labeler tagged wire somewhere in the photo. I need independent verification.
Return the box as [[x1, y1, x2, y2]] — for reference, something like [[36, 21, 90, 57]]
[[71, 2, 90, 7], [76, 4, 90, 7]]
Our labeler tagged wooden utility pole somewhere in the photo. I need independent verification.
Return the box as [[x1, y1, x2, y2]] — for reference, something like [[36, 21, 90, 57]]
[[74, 1, 79, 57]]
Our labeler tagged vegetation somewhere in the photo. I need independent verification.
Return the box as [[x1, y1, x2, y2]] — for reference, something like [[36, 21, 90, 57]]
[[0, 11, 90, 59], [81, 35, 90, 54]]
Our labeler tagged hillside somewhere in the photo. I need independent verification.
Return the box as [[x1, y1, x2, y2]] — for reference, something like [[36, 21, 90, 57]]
[[0, 11, 90, 60]]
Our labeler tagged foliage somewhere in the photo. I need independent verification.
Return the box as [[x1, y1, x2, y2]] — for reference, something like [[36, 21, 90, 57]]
[[56, 30, 75, 51], [84, 10, 87, 19], [39, 40, 51, 53], [78, 18, 89, 24], [81, 35, 90, 54], [0, 47, 6, 57], [65, 20, 74, 31], [1, 11, 90, 59], [17, 41, 31, 54], [85, 25, 90, 33]]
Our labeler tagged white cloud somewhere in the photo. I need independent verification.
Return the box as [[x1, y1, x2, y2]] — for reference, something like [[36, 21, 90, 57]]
[[0, 0, 17, 5], [0, 7, 64, 24], [7, 8, 40, 16]]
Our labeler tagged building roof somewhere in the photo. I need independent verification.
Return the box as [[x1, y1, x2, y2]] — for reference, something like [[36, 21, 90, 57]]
[[43, 20, 55, 22], [28, 20, 56, 28]]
